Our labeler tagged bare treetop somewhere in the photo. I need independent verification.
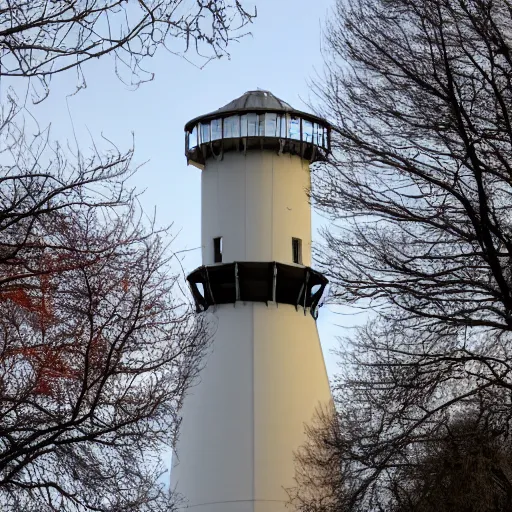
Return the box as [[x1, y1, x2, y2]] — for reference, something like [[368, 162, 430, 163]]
[[1, 0, 255, 99], [300, 0, 512, 509]]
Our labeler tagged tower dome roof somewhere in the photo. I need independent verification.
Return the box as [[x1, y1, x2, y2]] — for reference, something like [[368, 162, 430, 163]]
[[184, 90, 325, 131], [215, 90, 293, 113]]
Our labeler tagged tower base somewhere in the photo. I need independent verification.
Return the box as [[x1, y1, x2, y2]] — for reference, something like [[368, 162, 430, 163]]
[[171, 302, 332, 512]]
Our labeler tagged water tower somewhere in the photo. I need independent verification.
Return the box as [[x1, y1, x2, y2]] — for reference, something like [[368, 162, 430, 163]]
[[172, 90, 332, 512]]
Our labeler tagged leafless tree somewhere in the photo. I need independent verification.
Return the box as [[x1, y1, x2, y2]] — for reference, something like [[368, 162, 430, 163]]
[[291, 407, 512, 512], [0, 108, 132, 265], [0, 121, 209, 511], [1, 0, 255, 101], [0, 0, 256, 508], [392, 415, 512, 512], [290, 408, 348, 512], [304, 0, 512, 508]]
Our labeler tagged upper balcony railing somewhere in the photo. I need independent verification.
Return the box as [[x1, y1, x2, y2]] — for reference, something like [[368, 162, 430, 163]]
[[185, 112, 330, 168]]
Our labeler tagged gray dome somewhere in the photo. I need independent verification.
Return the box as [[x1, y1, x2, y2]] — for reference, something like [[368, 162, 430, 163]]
[[215, 90, 293, 113], [185, 90, 325, 131]]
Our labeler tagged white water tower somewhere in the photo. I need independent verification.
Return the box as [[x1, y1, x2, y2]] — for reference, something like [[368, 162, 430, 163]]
[[172, 90, 332, 512]]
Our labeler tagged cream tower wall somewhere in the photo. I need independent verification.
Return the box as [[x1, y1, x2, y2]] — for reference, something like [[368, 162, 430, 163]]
[[201, 151, 312, 266], [171, 150, 332, 512]]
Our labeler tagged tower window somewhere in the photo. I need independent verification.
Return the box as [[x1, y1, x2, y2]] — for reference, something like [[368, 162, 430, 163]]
[[292, 238, 302, 264], [214, 237, 223, 263]]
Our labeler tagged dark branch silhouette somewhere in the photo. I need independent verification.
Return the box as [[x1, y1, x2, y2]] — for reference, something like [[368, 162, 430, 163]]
[[291, 408, 512, 512], [0, 0, 260, 507], [0, 126, 210, 510], [1, 0, 255, 100], [302, 0, 512, 508]]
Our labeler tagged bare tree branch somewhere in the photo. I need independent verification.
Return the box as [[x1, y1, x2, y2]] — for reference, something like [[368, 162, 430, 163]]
[[303, 0, 512, 509]]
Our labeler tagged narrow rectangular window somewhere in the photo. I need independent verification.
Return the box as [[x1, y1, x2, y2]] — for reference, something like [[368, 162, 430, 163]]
[[303, 120, 313, 143], [290, 117, 300, 140], [247, 113, 257, 136], [188, 126, 198, 149], [292, 238, 302, 264], [280, 115, 289, 138], [211, 118, 222, 141], [241, 114, 248, 137], [223, 116, 234, 139], [258, 114, 265, 136], [265, 113, 277, 137], [200, 122, 210, 143], [214, 237, 223, 263]]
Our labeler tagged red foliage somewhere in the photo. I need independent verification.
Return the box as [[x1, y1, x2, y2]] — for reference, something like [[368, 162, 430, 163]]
[[0, 266, 54, 329], [0, 253, 111, 397], [3, 345, 81, 396], [0, 288, 34, 309], [0, 262, 73, 396], [89, 335, 107, 369], [121, 278, 129, 292]]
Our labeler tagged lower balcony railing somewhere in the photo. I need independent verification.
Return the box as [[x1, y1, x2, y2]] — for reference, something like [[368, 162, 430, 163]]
[[187, 261, 328, 319]]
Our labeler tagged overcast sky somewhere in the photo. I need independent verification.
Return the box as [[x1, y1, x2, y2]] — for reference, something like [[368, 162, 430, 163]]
[[10, 0, 360, 380]]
